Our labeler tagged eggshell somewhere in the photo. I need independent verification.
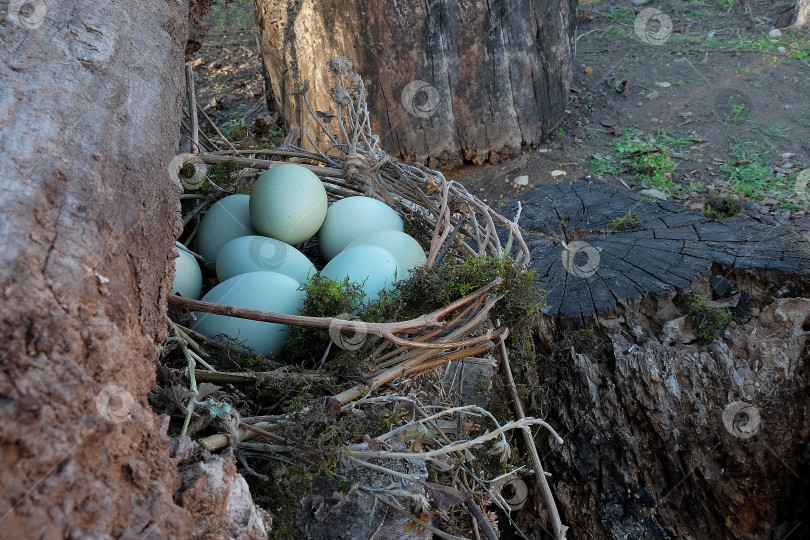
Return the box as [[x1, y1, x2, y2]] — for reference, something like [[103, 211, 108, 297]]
[[171, 247, 203, 300], [197, 195, 256, 265], [216, 235, 315, 284], [318, 196, 404, 260], [190, 271, 305, 357], [345, 230, 426, 277], [321, 245, 399, 302], [250, 164, 327, 245]]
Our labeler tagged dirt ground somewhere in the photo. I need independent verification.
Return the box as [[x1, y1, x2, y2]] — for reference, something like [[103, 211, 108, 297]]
[[193, 0, 809, 238]]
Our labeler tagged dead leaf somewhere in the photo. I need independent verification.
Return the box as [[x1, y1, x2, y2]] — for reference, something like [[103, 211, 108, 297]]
[[422, 482, 472, 512]]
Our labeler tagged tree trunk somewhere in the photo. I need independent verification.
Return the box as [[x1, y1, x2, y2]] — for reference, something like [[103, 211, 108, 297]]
[[791, 0, 809, 27], [508, 182, 810, 538], [253, 0, 578, 167], [776, 0, 809, 28], [0, 1, 195, 537]]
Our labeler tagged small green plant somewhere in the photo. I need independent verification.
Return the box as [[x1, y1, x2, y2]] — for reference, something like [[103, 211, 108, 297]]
[[720, 139, 792, 201], [724, 104, 751, 125], [557, 127, 565, 139], [609, 211, 641, 231], [689, 181, 706, 192], [754, 123, 789, 139], [704, 194, 742, 220], [687, 291, 732, 340], [221, 118, 250, 143], [608, 127, 692, 193]]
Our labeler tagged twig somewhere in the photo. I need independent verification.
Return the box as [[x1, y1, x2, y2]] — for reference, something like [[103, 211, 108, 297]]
[[185, 62, 200, 154], [347, 417, 558, 460], [191, 369, 338, 385], [195, 104, 238, 151], [498, 341, 565, 539]]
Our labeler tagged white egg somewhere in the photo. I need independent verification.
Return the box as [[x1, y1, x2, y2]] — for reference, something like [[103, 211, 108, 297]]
[[190, 271, 305, 357], [197, 195, 256, 266], [344, 230, 426, 278], [171, 246, 203, 300], [250, 164, 328, 245], [321, 245, 399, 302], [216, 235, 315, 284], [318, 196, 404, 260]]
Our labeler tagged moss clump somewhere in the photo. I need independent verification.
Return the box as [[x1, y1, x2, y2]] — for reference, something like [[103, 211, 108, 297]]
[[609, 211, 641, 231], [284, 256, 544, 369], [704, 194, 742, 220], [363, 255, 544, 354], [687, 291, 732, 340], [207, 159, 241, 184], [284, 274, 368, 370], [179, 162, 197, 180]]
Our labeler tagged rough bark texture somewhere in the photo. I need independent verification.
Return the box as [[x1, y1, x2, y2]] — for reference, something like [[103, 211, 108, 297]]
[[253, 0, 578, 167], [504, 182, 810, 537], [0, 1, 195, 537], [776, 0, 810, 28], [541, 294, 810, 539]]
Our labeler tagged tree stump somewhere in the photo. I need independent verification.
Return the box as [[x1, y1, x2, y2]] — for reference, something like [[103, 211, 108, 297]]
[[0, 1, 198, 536], [253, 0, 578, 167], [507, 180, 810, 322], [505, 181, 810, 538]]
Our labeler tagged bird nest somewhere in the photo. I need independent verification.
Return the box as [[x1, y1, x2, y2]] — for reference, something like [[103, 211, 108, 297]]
[[168, 57, 533, 401], [162, 57, 566, 538]]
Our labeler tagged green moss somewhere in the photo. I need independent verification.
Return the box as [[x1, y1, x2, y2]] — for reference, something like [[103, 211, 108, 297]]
[[687, 291, 732, 340], [207, 159, 241, 184], [704, 194, 742, 220], [179, 162, 196, 180], [609, 211, 641, 231]]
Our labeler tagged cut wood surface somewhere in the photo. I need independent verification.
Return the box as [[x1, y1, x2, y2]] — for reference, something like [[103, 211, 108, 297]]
[[505, 181, 810, 320], [253, 0, 579, 167]]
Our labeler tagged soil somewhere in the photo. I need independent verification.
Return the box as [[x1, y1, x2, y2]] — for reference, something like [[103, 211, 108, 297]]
[[193, 0, 809, 236]]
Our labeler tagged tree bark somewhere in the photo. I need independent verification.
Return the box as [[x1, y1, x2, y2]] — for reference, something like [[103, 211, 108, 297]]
[[791, 0, 809, 27], [253, 0, 578, 167], [0, 1, 195, 537]]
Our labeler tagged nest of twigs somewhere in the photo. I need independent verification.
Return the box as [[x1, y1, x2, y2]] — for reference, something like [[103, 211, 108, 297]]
[[169, 56, 532, 401], [161, 57, 565, 539]]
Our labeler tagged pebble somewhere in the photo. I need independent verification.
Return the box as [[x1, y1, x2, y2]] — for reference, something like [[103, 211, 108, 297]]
[[640, 188, 668, 200], [777, 46, 786, 54], [550, 170, 566, 178], [769, 28, 782, 39], [514, 175, 529, 186]]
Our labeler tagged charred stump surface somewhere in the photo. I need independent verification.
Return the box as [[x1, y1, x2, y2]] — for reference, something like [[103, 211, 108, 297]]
[[503, 181, 810, 539], [507, 180, 810, 322]]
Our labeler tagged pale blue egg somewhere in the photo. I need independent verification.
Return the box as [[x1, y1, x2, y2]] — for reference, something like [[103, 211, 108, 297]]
[[216, 236, 315, 284], [190, 271, 305, 357], [250, 164, 328, 245], [171, 247, 203, 300], [318, 196, 404, 260], [344, 230, 426, 278], [197, 195, 256, 266], [321, 245, 399, 302]]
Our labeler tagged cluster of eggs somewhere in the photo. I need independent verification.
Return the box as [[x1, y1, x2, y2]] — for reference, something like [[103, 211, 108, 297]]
[[171, 164, 426, 357]]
